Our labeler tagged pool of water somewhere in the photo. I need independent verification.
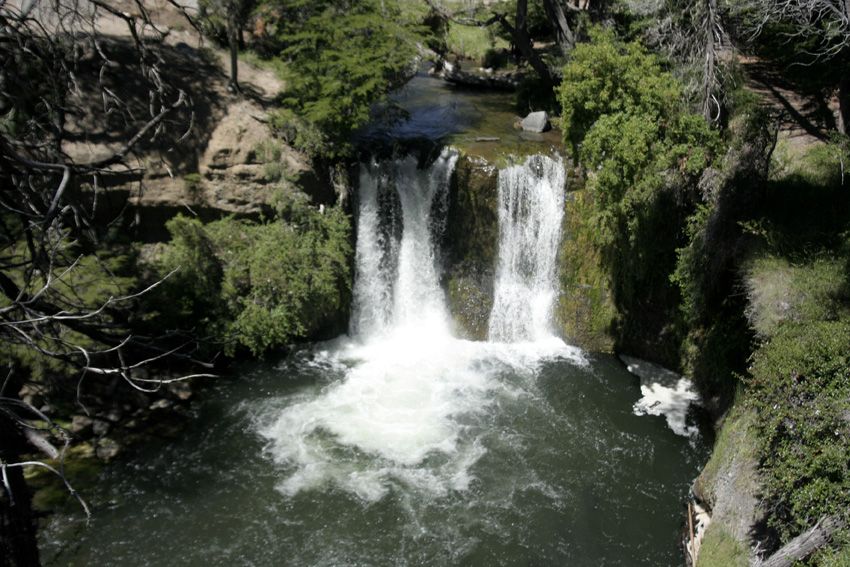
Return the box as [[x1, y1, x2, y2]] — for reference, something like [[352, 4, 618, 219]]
[[40, 75, 708, 567], [41, 342, 706, 566]]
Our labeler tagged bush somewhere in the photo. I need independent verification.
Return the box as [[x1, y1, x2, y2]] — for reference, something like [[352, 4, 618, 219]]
[[156, 200, 352, 356], [558, 27, 681, 155], [556, 28, 721, 363], [269, 0, 420, 157]]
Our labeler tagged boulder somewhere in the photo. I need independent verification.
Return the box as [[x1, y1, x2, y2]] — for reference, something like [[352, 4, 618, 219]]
[[70, 415, 94, 436], [92, 419, 110, 437], [95, 438, 121, 461], [520, 111, 550, 133]]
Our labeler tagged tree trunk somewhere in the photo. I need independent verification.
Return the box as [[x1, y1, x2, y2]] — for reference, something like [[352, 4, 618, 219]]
[[227, 11, 239, 93], [506, 0, 554, 86], [701, 0, 719, 122], [758, 516, 843, 567], [542, 0, 575, 54], [0, 413, 41, 567], [838, 73, 849, 135]]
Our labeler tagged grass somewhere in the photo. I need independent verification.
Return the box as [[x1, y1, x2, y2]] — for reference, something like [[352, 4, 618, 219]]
[[239, 49, 289, 81], [744, 255, 849, 338], [698, 524, 750, 567], [446, 23, 509, 65], [696, 404, 760, 502]]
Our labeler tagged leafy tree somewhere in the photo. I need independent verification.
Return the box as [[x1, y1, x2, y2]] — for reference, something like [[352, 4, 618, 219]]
[[557, 28, 721, 363], [259, 0, 420, 156]]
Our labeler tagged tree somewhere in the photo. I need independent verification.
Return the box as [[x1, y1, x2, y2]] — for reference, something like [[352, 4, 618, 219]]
[[199, 0, 257, 92], [0, 2, 209, 563], [748, 0, 850, 133], [425, 0, 557, 85], [648, 0, 731, 123], [260, 0, 420, 155]]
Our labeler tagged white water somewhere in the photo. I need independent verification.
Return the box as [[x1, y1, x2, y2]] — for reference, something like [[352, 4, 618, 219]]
[[260, 150, 582, 501], [489, 155, 567, 342]]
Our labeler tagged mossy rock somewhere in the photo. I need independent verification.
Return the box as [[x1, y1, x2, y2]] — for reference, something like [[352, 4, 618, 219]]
[[444, 153, 499, 269], [447, 268, 493, 340], [693, 405, 763, 565], [555, 188, 616, 351], [697, 523, 749, 567], [27, 443, 102, 513], [443, 153, 499, 338]]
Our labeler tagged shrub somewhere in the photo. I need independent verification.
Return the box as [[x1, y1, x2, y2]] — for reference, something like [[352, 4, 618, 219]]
[[156, 201, 352, 356], [556, 26, 722, 364], [558, 27, 681, 155]]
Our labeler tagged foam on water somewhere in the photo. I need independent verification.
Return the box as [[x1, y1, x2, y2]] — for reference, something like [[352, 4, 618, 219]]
[[259, 149, 583, 500]]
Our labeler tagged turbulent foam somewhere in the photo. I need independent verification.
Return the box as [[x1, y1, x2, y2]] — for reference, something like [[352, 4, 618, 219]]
[[259, 333, 585, 499], [632, 379, 701, 439]]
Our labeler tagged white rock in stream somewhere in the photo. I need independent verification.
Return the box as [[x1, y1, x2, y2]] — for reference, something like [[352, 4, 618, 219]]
[[620, 354, 701, 438]]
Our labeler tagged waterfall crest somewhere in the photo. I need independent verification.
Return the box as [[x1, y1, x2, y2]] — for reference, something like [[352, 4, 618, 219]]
[[488, 155, 566, 342]]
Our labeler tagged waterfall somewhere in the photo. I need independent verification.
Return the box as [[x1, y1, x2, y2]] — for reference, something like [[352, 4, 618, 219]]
[[351, 148, 457, 338], [260, 149, 582, 503], [488, 155, 566, 342]]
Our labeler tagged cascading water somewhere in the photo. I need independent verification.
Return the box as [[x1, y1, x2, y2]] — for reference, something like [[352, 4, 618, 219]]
[[489, 155, 566, 342], [351, 149, 456, 338]]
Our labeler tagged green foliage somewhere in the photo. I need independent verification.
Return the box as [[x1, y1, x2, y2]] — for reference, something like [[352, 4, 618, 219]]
[[747, 320, 850, 540], [556, 27, 721, 363], [446, 23, 509, 64], [558, 27, 682, 154], [556, 188, 617, 351], [253, 139, 294, 183], [268, 108, 328, 158], [156, 199, 352, 356], [812, 531, 850, 567], [262, 0, 420, 157], [0, 248, 138, 381], [744, 255, 850, 338]]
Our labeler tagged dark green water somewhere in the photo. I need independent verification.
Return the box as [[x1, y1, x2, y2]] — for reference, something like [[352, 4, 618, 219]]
[[41, 346, 706, 566]]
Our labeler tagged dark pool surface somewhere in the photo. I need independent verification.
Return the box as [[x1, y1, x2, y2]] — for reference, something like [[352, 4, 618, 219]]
[[41, 348, 707, 567]]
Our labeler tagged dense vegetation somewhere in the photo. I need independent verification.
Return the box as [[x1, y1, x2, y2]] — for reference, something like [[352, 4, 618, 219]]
[[555, 15, 850, 565], [155, 199, 351, 356]]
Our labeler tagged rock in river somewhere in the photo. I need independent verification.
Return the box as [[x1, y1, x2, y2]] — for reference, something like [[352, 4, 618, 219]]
[[520, 111, 550, 133]]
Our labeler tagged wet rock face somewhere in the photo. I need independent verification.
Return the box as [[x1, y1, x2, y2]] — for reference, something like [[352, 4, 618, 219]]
[[521, 111, 550, 133], [443, 154, 499, 340]]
